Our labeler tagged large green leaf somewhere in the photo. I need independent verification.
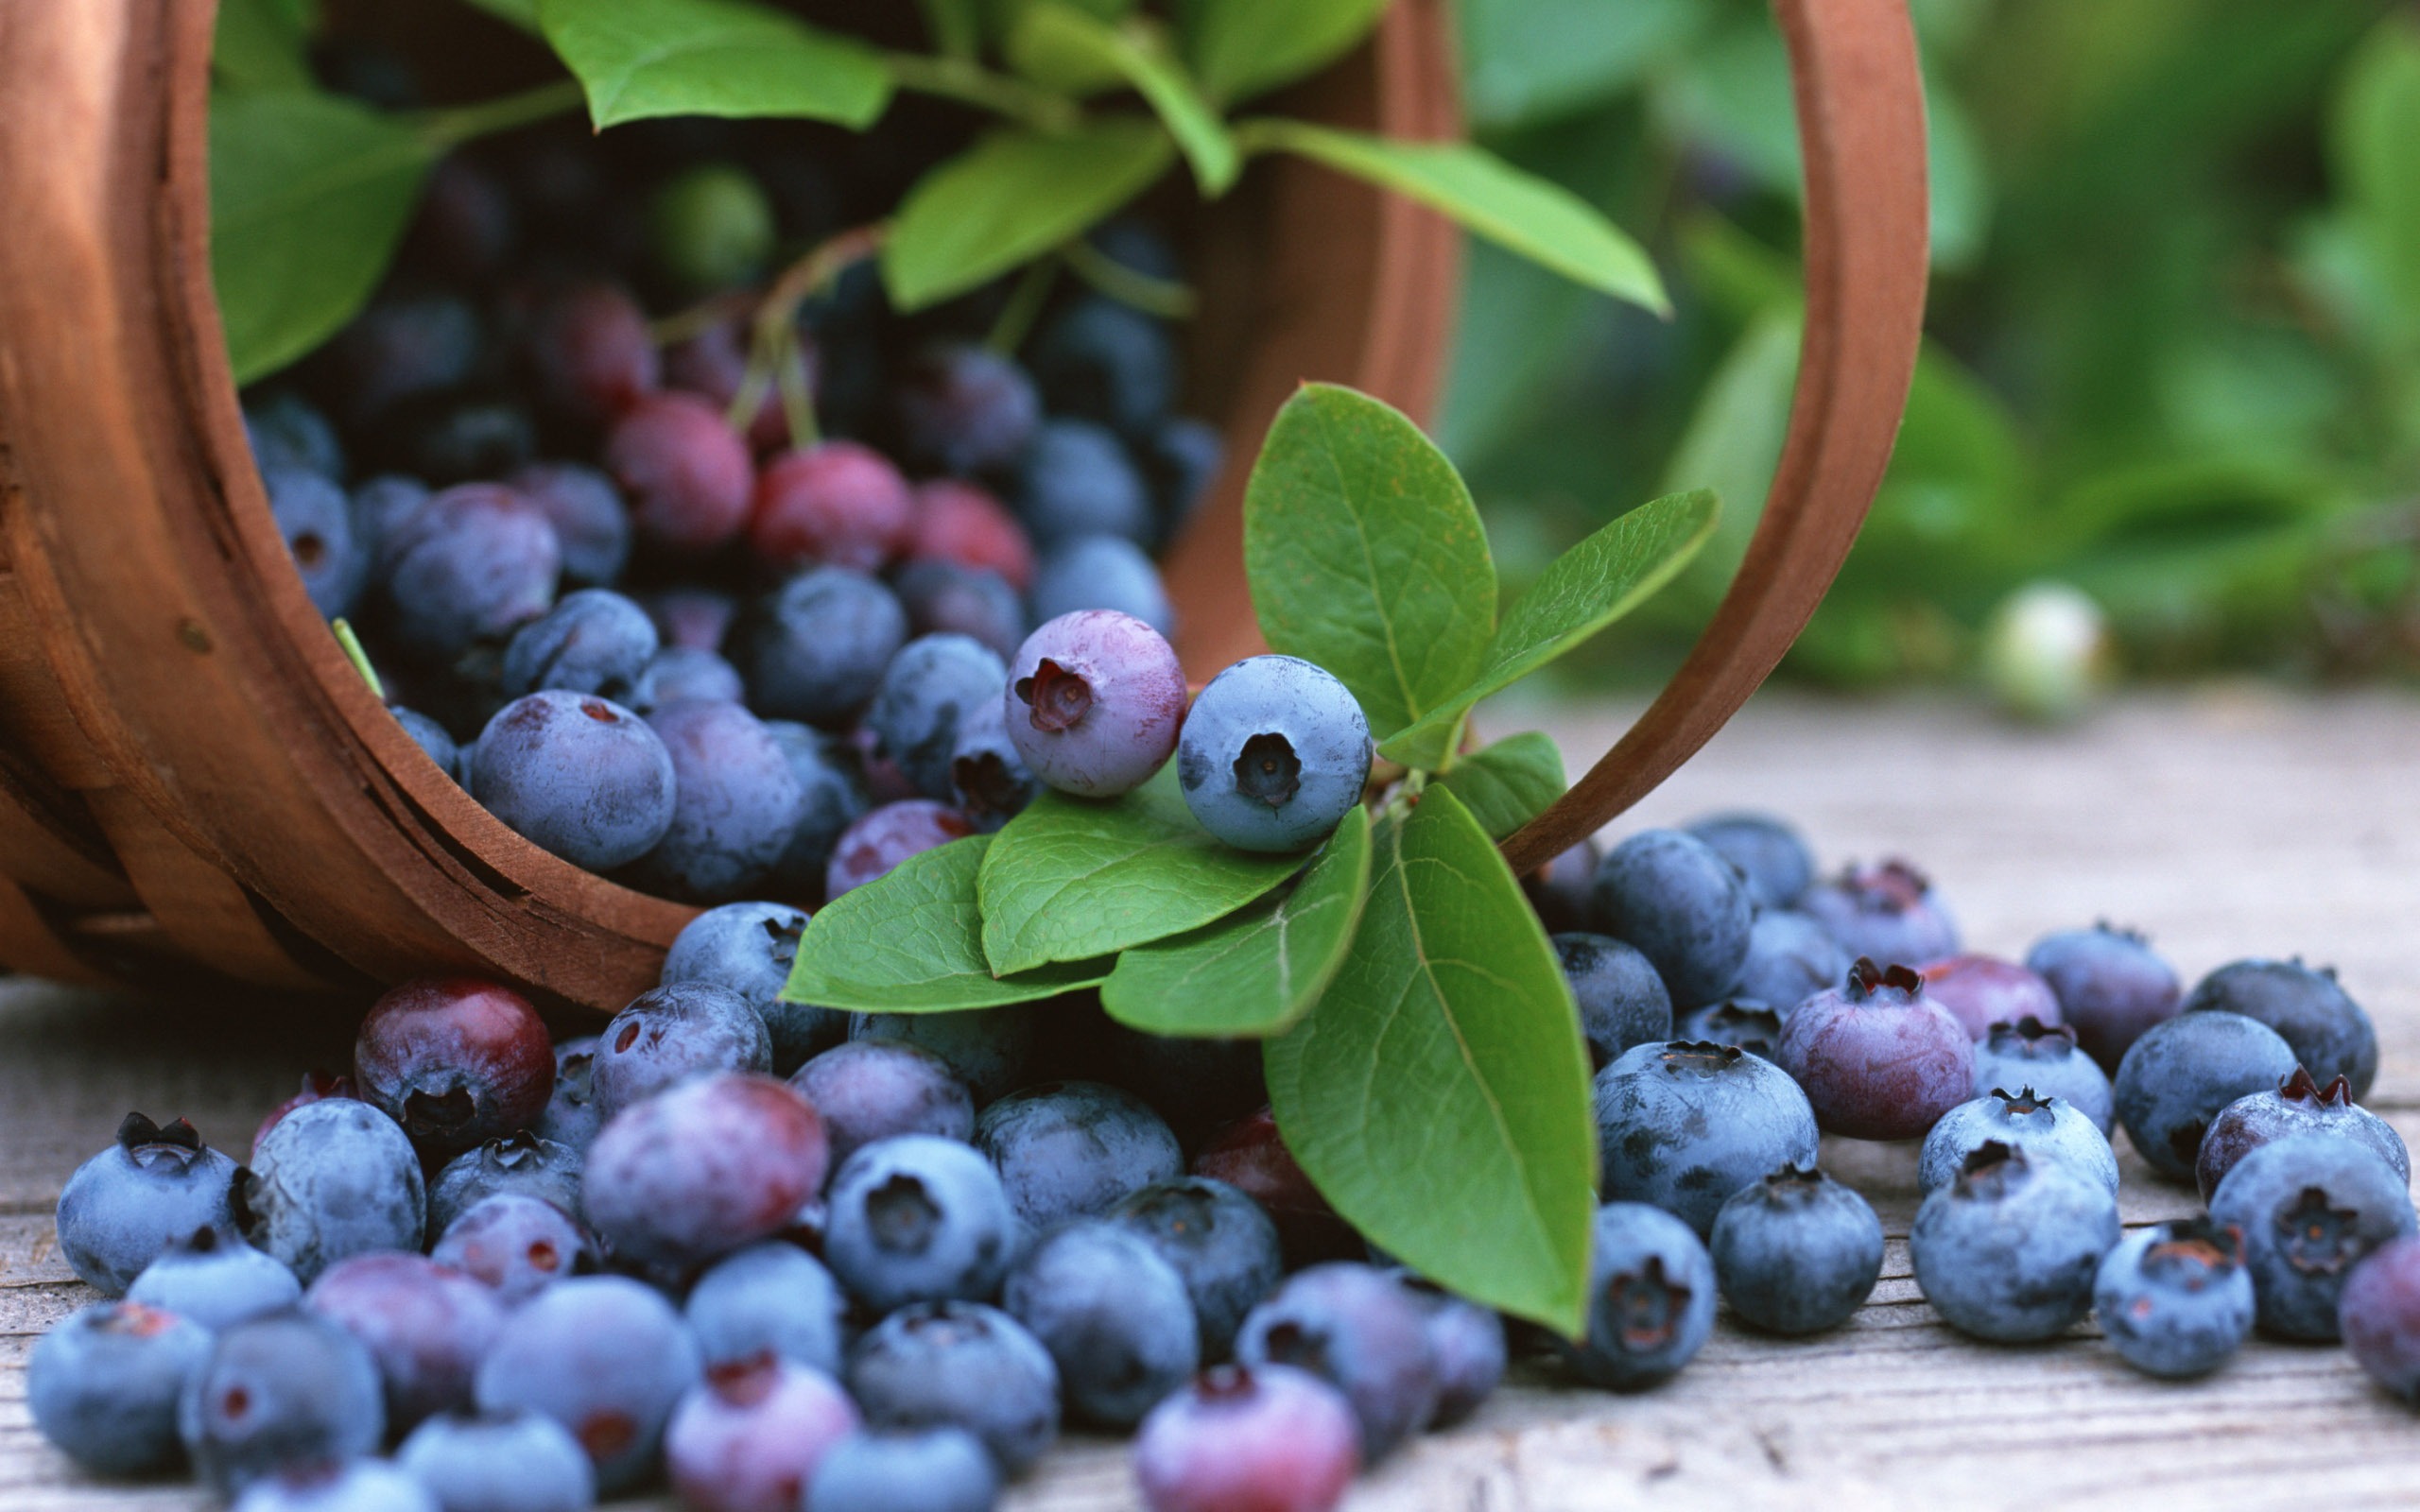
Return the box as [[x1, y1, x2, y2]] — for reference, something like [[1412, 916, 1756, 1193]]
[[1236, 121, 1668, 313], [214, 0, 317, 91], [1459, 0, 1703, 131], [977, 765, 1303, 975], [882, 121, 1177, 312], [1184, 0, 1389, 106], [210, 91, 438, 384], [1266, 788, 1596, 1332], [1242, 384, 1495, 771], [2332, 18, 2420, 324], [1009, 6, 1237, 193], [539, 0, 890, 130], [1428, 733, 1564, 841], [781, 836, 1111, 1012], [458, 0, 541, 32], [1378, 489, 1719, 765], [1099, 806, 1370, 1037]]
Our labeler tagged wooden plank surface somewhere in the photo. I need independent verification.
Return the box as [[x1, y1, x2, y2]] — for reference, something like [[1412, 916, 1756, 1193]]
[[7, 686, 2420, 1511]]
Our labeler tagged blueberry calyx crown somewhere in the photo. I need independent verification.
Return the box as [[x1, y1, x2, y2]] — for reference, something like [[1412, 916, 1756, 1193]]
[[1015, 658, 1091, 733], [403, 1085, 480, 1141], [1844, 958, 1927, 1001], [2275, 1185, 2364, 1277], [1754, 1163, 1829, 1206], [1952, 1139, 2030, 1198], [1193, 1363, 1261, 1403], [1605, 1254, 1691, 1351], [177, 1223, 228, 1256], [2275, 1065, 2352, 1109], [1985, 1015, 2076, 1054], [2090, 919, 2150, 945], [116, 1111, 203, 1156], [865, 1172, 942, 1255], [1233, 731, 1302, 808], [480, 1131, 546, 1169], [757, 913, 804, 967], [1839, 859, 1930, 914], [704, 1350, 783, 1407], [1987, 1086, 2054, 1118], [2141, 1216, 2244, 1285], [1692, 1002, 1783, 1056], [952, 749, 1026, 817], [295, 1070, 357, 1101], [1656, 1040, 1748, 1075]]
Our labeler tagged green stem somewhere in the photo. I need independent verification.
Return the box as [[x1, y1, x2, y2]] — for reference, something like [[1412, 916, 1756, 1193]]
[[1062, 237, 1197, 318], [420, 77, 585, 150], [883, 52, 1080, 132], [331, 619, 386, 701], [985, 257, 1059, 354]]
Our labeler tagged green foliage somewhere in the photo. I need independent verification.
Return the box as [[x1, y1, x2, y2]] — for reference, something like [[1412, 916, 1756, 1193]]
[[214, 0, 317, 91], [1183, 0, 1392, 106], [1428, 732, 1564, 840], [539, 0, 891, 129], [1006, 7, 1238, 192]]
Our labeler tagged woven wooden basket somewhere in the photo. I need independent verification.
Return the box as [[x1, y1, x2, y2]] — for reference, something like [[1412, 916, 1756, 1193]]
[[0, 0, 1927, 1013]]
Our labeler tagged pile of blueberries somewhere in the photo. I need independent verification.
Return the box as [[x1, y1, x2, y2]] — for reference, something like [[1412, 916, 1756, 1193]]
[[33, 807, 2420, 1512], [246, 102, 1220, 904]]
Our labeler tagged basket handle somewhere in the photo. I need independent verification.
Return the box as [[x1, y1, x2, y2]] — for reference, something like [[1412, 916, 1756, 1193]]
[[1497, 0, 1930, 875]]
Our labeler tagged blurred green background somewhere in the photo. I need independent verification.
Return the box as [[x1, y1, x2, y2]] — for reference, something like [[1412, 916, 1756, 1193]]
[[1442, 0, 2420, 704]]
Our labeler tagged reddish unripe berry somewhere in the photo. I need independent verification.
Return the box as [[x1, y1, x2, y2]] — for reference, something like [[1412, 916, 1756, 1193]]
[[666, 1355, 859, 1512], [606, 392, 753, 553], [1779, 959, 1975, 1141], [354, 979, 555, 1159], [305, 1251, 507, 1431], [583, 1073, 829, 1270], [910, 480, 1035, 589], [1005, 610, 1186, 799], [1132, 1364, 1360, 1512], [825, 799, 975, 900], [1919, 954, 2063, 1040], [2342, 1236, 2420, 1402], [526, 281, 660, 427], [749, 441, 915, 573], [1193, 1108, 1363, 1268], [665, 318, 805, 453]]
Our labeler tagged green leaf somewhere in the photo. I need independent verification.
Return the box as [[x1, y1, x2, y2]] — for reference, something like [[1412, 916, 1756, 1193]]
[[1099, 806, 1371, 1037], [1184, 0, 1389, 105], [215, 0, 317, 91], [1242, 384, 1495, 772], [915, 0, 982, 58], [2331, 17, 2420, 323], [1009, 6, 1238, 193], [977, 765, 1304, 975], [781, 836, 1112, 1012], [538, 0, 890, 130], [882, 121, 1176, 312], [1429, 733, 1564, 841], [458, 0, 541, 32], [1378, 489, 1718, 765], [1459, 0, 1703, 131], [1266, 787, 1596, 1332], [210, 90, 439, 385], [1236, 121, 1668, 313]]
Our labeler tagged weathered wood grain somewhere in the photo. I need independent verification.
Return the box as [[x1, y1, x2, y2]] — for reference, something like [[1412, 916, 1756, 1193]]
[[6, 689, 2420, 1510]]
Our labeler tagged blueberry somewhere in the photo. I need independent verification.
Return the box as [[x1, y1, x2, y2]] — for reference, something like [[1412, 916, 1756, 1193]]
[[1031, 299, 1175, 438], [238, 1100, 426, 1285], [1192, 1108, 1363, 1270], [751, 441, 916, 574], [56, 1113, 237, 1295], [733, 568, 908, 727], [663, 902, 839, 1074], [1393, 1275, 1505, 1426], [128, 1226, 302, 1330], [535, 1039, 603, 1154], [1521, 839, 1599, 936], [426, 1134, 584, 1239], [584, 1073, 828, 1271], [1131, 1365, 1359, 1512], [804, 1428, 1000, 1512], [977, 1081, 1184, 1228], [508, 464, 631, 590], [2210, 1133, 2418, 1340], [252, 1072, 360, 1161], [354, 978, 557, 1159], [1552, 933, 1674, 1071], [845, 1302, 1060, 1475], [946, 697, 1039, 830], [1778, 959, 1974, 1141], [1675, 998, 1785, 1060], [684, 1242, 846, 1374], [1085, 1022, 1270, 1153], [1176, 656, 1372, 853], [1005, 610, 1187, 798], [648, 163, 775, 295], [1110, 1177, 1284, 1362], [1015, 419, 1154, 548], [1028, 534, 1175, 637], [2092, 1218, 2256, 1379], [2112, 1009, 2298, 1183], [1910, 1142, 2119, 1343], [1974, 1017, 2115, 1135], [825, 799, 978, 898], [28, 1301, 213, 1474], [644, 587, 739, 652], [307, 1251, 508, 1431], [869, 634, 1011, 801], [1918, 1088, 2119, 1194], [1802, 859, 1959, 967], [179, 1309, 387, 1495], [247, 391, 347, 480], [2181, 957, 2379, 1100], [398, 1408, 596, 1512], [823, 1135, 1018, 1312], [1684, 811, 1812, 909], [475, 1276, 703, 1493], [1709, 1165, 1883, 1335], [1562, 1202, 1716, 1391], [378, 484, 562, 663], [523, 281, 660, 429], [852, 1007, 1034, 1104], [910, 479, 1036, 590], [268, 466, 365, 616], [635, 645, 747, 708], [1142, 416, 1223, 541], [893, 344, 1042, 477], [1235, 1263, 1440, 1460], [1588, 830, 1754, 1006], [324, 290, 483, 425], [631, 700, 809, 902], [666, 1356, 859, 1512], [894, 560, 1028, 662], [1594, 1040, 1820, 1237], [466, 693, 676, 870], [392, 706, 461, 780], [790, 1040, 975, 1170], [354, 474, 433, 570], [499, 591, 657, 702], [1917, 954, 2064, 1040], [393, 393, 540, 486], [604, 392, 752, 553], [430, 1194, 597, 1309], [764, 722, 873, 898], [1732, 907, 1848, 1016], [1004, 1220, 1198, 1427], [2196, 1066, 2410, 1202], [232, 1460, 440, 1512], [2341, 1236, 2420, 1402], [2025, 924, 2181, 1072]]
